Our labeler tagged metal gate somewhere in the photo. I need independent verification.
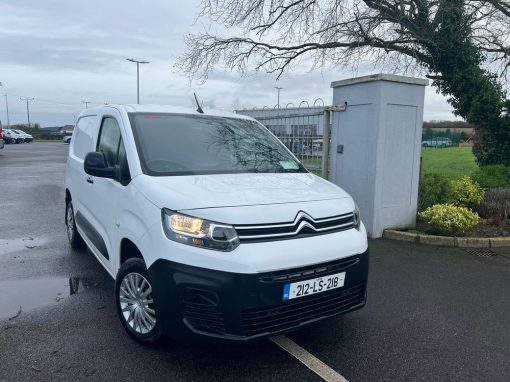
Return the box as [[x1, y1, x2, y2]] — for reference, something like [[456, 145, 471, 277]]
[[236, 104, 345, 178]]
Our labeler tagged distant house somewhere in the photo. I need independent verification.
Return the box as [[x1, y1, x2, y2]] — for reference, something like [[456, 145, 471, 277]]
[[41, 125, 75, 135], [41, 126, 62, 132], [59, 125, 74, 135]]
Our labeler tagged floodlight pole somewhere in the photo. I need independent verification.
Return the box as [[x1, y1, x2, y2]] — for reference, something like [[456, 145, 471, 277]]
[[126, 58, 150, 104]]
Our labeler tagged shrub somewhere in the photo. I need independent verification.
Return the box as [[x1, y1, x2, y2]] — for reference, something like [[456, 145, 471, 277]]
[[419, 204, 479, 235], [448, 176, 485, 208], [476, 188, 510, 225], [471, 165, 510, 189], [418, 173, 451, 211]]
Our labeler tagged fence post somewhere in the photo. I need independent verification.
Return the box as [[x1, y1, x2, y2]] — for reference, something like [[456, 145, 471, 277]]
[[322, 109, 331, 178]]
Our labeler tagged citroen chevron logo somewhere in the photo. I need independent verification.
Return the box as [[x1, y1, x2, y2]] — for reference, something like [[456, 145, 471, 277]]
[[293, 211, 318, 233]]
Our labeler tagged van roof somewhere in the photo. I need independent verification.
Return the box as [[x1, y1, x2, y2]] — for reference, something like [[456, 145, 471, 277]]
[[87, 104, 255, 121]]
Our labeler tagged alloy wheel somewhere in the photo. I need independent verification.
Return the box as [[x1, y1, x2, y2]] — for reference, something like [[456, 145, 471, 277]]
[[119, 272, 157, 334]]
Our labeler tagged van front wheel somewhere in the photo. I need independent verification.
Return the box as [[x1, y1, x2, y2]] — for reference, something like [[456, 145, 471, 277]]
[[115, 258, 163, 344]]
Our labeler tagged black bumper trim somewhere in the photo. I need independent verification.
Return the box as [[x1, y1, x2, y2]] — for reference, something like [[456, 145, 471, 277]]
[[148, 249, 369, 342]]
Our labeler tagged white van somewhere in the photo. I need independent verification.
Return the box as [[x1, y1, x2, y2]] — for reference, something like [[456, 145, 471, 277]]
[[65, 104, 369, 344]]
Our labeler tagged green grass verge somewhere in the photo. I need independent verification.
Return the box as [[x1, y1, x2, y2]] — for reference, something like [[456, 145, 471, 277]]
[[421, 147, 478, 180], [301, 147, 477, 179]]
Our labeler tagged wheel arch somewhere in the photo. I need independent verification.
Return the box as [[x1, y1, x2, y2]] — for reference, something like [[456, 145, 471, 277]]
[[120, 238, 145, 265], [65, 189, 72, 225]]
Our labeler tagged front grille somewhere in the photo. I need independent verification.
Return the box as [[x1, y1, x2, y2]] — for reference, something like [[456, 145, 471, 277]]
[[259, 255, 360, 283], [235, 211, 355, 243], [241, 282, 366, 337], [182, 289, 226, 335]]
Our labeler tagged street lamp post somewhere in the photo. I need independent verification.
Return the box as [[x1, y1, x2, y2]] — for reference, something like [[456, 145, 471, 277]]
[[81, 101, 91, 109], [126, 58, 149, 104], [4, 95, 10, 127], [20, 97, 34, 128], [0, 82, 8, 127], [275, 86, 283, 109]]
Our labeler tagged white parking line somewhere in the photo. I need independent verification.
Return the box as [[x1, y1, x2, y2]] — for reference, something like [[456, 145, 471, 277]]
[[270, 335, 349, 382]]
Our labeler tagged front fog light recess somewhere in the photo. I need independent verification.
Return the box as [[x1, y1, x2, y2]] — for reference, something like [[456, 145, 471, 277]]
[[162, 209, 240, 251]]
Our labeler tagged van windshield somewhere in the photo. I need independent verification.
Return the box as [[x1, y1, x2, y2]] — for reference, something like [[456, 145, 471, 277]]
[[129, 113, 307, 176]]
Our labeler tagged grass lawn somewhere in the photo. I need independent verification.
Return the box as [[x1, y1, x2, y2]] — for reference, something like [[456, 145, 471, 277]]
[[421, 147, 478, 179], [301, 147, 477, 179]]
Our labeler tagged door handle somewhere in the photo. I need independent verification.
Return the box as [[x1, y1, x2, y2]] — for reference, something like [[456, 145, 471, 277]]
[[86, 177, 94, 184]]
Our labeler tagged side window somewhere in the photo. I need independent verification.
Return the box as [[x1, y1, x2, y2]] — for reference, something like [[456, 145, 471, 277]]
[[97, 118, 121, 167], [73, 116, 97, 160], [117, 138, 131, 185], [97, 117, 131, 184]]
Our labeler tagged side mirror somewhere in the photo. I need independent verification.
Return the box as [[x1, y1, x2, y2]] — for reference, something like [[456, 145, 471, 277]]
[[84, 152, 117, 179]]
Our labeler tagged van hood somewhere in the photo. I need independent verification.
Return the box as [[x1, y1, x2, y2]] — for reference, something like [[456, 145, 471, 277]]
[[133, 173, 351, 210]]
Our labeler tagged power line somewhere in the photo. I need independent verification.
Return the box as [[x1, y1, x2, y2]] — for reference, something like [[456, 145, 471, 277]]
[[4, 92, 90, 107]]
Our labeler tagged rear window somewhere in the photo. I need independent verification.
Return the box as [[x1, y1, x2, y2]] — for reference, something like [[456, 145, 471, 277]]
[[129, 113, 306, 176]]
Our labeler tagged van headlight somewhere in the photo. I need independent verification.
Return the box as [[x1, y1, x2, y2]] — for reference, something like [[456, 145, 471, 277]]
[[353, 205, 361, 230], [162, 209, 240, 252]]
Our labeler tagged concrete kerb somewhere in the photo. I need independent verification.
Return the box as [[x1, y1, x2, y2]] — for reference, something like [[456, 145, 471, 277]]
[[384, 230, 510, 248]]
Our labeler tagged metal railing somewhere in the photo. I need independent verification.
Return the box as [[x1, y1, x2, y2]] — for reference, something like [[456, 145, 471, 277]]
[[421, 131, 462, 149], [236, 106, 329, 176]]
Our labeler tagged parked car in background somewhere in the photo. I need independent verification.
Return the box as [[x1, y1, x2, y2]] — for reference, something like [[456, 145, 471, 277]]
[[3, 129, 24, 144], [63, 135, 72, 144], [421, 137, 452, 148], [11, 129, 33, 143], [312, 139, 323, 152], [0, 125, 4, 150]]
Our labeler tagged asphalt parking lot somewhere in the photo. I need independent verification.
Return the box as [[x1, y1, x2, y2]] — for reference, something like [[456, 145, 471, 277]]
[[1, 142, 510, 382]]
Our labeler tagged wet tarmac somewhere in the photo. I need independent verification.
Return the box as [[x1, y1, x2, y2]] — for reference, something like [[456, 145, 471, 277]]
[[0, 277, 72, 320], [0, 237, 46, 255], [2, 143, 510, 382]]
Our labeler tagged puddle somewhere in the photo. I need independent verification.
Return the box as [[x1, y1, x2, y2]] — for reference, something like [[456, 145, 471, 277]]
[[0, 237, 46, 255], [0, 276, 84, 320]]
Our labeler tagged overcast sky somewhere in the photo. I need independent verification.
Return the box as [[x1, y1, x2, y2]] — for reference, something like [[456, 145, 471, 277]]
[[0, 0, 461, 127]]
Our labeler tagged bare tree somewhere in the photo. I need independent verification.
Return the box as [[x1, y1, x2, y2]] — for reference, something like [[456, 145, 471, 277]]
[[177, 0, 510, 166], [177, 0, 509, 81]]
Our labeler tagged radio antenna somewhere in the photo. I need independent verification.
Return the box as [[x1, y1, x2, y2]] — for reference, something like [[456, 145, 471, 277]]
[[194, 93, 204, 114]]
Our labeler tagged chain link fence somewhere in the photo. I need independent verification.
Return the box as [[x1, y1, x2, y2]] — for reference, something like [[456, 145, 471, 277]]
[[421, 129, 464, 149]]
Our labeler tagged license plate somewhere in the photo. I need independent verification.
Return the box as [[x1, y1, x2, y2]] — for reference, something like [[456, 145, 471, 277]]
[[282, 272, 346, 301]]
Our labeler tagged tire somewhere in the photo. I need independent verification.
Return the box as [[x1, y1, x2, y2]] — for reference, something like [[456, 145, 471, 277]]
[[66, 200, 84, 248], [115, 258, 163, 344]]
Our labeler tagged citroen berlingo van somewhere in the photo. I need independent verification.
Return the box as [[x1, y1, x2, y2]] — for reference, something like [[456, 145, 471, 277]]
[[65, 104, 369, 344]]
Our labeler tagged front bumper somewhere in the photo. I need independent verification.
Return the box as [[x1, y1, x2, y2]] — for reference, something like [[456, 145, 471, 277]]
[[148, 249, 369, 342]]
